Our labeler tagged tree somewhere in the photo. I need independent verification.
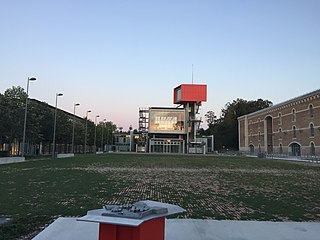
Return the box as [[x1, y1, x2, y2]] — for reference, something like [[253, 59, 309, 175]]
[[0, 93, 6, 146], [4, 86, 27, 101], [204, 111, 217, 127], [55, 110, 73, 144], [2, 86, 27, 145], [27, 100, 53, 144], [204, 98, 272, 151]]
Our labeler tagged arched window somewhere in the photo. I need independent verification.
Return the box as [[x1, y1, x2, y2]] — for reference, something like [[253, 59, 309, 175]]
[[258, 131, 261, 141], [310, 123, 315, 137], [279, 128, 282, 139], [249, 144, 254, 154], [292, 126, 296, 138], [292, 109, 296, 122], [309, 104, 314, 118], [310, 142, 315, 156], [278, 113, 282, 125]]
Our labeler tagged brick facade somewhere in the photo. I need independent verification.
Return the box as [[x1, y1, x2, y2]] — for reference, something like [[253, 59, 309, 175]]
[[238, 90, 320, 157]]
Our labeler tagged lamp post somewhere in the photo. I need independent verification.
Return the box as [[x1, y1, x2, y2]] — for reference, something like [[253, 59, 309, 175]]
[[52, 93, 63, 158], [22, 77, 37, 157], [94, 115, 100, 152], [72, 103, 80, 154], [84, 110, 91, 154], [101, 118, 106, 152]]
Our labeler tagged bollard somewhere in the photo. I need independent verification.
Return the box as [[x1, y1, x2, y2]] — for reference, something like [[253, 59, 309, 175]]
[[78, 200, 185, 240]]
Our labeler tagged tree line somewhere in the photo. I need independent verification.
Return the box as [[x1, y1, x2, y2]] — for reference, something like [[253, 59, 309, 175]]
[[0, 86, 117, 156], [201, 98, 272, 151]]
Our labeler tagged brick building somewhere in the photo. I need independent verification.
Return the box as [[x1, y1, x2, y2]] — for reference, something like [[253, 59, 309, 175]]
[[238, 89, 320, 157]]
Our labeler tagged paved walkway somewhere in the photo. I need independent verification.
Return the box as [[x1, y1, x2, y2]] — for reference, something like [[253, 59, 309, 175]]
[[33, 217, 320, 240]]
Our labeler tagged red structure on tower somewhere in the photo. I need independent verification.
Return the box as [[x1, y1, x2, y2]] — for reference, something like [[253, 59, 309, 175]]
[[173, 84, 207, 104]]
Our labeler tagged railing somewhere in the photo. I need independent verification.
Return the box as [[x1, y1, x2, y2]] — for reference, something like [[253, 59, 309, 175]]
[[243, 151, 320, 162]]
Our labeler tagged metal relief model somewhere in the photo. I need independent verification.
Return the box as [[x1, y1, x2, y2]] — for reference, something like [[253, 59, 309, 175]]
[[102, 202, 168, 219], [78, 200, 185, 226]]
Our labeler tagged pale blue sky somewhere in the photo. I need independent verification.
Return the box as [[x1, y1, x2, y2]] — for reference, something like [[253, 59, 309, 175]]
[[1, 0, 319, 129]]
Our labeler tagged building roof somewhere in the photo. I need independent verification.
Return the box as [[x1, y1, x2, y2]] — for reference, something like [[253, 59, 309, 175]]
[[149, 107, 184, 110], [238, 89, 320, 120], [30, 98, 85, 121]]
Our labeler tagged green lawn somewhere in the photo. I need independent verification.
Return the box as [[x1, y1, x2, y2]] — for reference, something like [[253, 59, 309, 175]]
[[0, 154, 319, 239]]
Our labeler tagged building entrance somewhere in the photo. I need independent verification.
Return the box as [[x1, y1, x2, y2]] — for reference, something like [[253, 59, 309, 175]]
[[149, 139, 184, 154], [289, 143, 301, 157]]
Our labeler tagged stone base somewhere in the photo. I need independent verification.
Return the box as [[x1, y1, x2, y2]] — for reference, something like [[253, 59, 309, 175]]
[[57, 153, 75, 158], [0, 157, 25, 165]]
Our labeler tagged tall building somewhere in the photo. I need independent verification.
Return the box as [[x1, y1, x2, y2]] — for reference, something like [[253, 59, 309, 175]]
[[238, 89, 320, 157]]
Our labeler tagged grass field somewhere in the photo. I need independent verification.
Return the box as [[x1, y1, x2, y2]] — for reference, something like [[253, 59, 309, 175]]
[[0, 153, 320, 239]]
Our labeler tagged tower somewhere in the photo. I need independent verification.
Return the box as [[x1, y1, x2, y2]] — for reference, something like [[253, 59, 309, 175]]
[[173, 84, 207, 152]]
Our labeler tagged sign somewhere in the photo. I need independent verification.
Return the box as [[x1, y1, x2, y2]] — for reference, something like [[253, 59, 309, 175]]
[[149, 108, 186, 134]]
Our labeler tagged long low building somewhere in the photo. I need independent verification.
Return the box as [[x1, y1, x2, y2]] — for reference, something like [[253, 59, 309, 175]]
[[238, 89, 320, 157]]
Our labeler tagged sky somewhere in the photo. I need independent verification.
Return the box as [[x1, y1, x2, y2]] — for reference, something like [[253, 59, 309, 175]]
[[1, 0, 319, 130]]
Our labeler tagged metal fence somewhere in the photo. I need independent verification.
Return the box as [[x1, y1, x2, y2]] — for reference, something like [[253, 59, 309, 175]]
[[242, 151, 320, 163]]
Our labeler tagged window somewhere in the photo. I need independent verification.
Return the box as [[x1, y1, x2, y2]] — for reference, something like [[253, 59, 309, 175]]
[[258, 131, 261, 141], [278, 113, 282, 125], [310, 123, 315, 137], [176, 88, 181, 102], [279, 144, 283, 154], [292, 109, 296, 122], [279, 128, 282, 139], [292, 126, 296, 138], [310, 142, 315, 156], [249, 144, 254, 153], [309, 104, 314, 118]]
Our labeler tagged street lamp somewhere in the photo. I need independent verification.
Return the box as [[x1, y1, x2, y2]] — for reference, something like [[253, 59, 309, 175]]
[[101, 118, 106, 152], [84, 110, 91, 154], [52, 93, 63, 158], [94, 115, 100, 152], [22, 77, 37, 157], [72, 103, 80, 154]]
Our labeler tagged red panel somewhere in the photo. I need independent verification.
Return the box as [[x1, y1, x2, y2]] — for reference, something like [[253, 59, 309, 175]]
[[117, 226, 133, 239], [99, 224, 116, 240], [98, 217, 165, 240], [137, 217, 165, 240], [174, 84, 207, 104]]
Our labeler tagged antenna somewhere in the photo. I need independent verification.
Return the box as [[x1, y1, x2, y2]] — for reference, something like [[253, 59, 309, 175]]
[[192, 64, 194, 84]]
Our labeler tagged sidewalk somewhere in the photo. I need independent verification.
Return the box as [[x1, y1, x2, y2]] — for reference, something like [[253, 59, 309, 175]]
[[33, 217, 320, 240]]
